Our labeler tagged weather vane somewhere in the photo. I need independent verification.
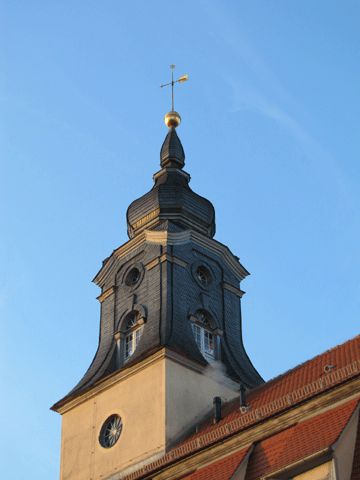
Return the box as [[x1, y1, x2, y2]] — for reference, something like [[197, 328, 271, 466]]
[[160, 64, 188, 128]]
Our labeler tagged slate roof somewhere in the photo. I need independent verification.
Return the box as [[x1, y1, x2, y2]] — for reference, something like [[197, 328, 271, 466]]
[[53, 125, 263, 410], [126, 128, 215, 238], [160, 127, 185, 169]]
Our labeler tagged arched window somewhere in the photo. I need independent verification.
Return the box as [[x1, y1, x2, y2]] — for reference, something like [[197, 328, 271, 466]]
[[122, 311, 144, 362], [190, 310, 219, 361]]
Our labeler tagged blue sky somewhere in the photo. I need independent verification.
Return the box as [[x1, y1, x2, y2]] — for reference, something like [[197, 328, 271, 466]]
[[1, 1, 359, 478]]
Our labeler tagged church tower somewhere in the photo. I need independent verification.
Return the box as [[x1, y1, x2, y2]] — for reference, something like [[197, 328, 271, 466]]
[[52, 79, 263, 479]]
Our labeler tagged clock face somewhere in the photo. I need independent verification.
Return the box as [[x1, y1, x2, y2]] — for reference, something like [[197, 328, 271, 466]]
[[99, 415, 123, 448]]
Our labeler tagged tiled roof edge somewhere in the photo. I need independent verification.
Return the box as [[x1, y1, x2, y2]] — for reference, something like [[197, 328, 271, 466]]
[[255, 334, 360, 392], [122, 358, 360, 480]]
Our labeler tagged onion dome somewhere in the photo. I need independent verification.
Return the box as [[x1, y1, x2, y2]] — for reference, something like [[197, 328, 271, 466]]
[[126, 125, 215, 239]]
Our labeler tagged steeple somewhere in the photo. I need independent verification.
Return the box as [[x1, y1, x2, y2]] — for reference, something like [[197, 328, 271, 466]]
[[126, 113, 216, 239], [52, 72, 263, 480], [160, 127, 185, 169], [53, 109, 261, 401], [160, 64, 186, 168]]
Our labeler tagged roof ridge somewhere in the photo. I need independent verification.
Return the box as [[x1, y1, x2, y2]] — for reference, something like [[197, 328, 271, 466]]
[[251, 333, 360, 394]]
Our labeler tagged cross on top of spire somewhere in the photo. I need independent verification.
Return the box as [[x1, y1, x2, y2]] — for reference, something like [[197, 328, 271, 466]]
[[160, 65, 188, 128]]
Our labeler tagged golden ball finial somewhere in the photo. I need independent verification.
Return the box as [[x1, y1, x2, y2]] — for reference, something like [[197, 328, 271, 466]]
[[164, 111, 181, 128]]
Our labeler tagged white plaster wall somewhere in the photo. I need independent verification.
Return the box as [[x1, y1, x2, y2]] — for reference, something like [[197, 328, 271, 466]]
[[165, 358, 239, 445], [60, 359, 166, 480]]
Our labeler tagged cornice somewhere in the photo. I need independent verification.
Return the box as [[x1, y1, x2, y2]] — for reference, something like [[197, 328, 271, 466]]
[[97, 286, 116, 303], [94, 229, 249, 288], [153, 168, 190, 182], [54, 348, 205, 415], [54, 349, 165, 414], [144, 230, 249, 279], [144, 229, 191, 245], [93, 233, 147, 286], [222, 282, 245, 298], [190, 231, 249, 279]]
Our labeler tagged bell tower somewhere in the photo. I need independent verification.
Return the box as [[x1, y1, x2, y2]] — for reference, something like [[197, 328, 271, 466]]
[[52, 73, 263, 480]]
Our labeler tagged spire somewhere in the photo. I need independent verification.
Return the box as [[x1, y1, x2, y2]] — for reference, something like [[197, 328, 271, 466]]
[[160, 127, 185, 168], [126, 66, 215, 239], [159, 65, 188, 169]]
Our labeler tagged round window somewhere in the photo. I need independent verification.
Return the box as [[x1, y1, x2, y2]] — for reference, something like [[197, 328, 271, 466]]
[[125, 267, 141, 287], [99, 414, 123, 448], [196, 266, 212, 287]]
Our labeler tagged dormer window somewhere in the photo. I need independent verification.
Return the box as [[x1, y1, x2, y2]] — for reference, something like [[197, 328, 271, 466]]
[[190, 310, 219, 362], [191, 324, 216, 360], [123, 311, 144, 362], [125, 312, 138, 329], [124, 327, 143, 360], [118, 310, 145, 363]]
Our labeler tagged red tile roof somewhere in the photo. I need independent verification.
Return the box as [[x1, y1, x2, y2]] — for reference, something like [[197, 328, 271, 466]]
[[245, 398, 359, 480], [248, 334, 360, 407], [124, 335, 360, 480], [181, 447, 250, 480], [187, 334, 360, 439]]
